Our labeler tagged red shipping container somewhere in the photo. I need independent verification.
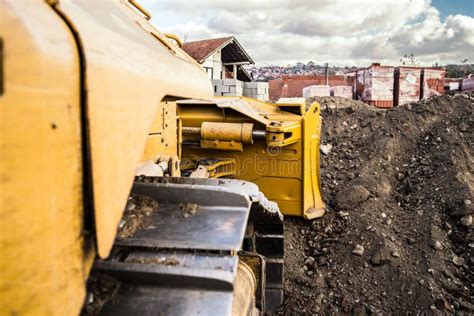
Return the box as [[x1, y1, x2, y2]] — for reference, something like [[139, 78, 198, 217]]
[[362, 63, 394, 107], [394, 67, 421, 106], [355, 69, 366, 100], [421, 68, 445, 99], [366, 100, 393, 108]]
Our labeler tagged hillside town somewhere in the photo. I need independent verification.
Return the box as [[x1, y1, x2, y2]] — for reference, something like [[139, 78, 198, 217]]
[[247, 63, 355, 81], [181, 36, 474, 108], [247, 62, 474, 82]]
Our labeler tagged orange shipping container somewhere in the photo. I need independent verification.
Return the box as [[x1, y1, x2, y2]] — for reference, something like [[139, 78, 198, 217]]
[[366, 100, 393, 108]]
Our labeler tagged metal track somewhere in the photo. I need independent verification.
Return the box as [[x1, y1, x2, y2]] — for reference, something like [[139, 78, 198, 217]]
[[87, 177, 284, 315]]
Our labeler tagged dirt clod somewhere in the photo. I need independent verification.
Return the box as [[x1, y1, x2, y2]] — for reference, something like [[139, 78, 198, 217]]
[[180, 202, 199, 218], [117, 194, 159, 239], [334, 185, 370, 210], [370, 242, 392, 266], [81, 274, 120, 316], [127, 256, 180, 266]]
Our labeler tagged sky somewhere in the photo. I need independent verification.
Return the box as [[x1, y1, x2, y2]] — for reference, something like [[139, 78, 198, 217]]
[[141, 0, 474, 67]]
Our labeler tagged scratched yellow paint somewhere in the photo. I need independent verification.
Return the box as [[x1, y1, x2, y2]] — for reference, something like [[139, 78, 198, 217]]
[[0, 1, 213, 315], [0, 2, 92, 315]]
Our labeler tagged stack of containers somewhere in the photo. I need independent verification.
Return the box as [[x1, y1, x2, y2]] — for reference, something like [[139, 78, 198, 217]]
[[421, 68, 445, 99], [445, 78, 462, 91], [330, 86, 353, 99], [354, 69, 366, 100], [394, 67, 421, 106], [362, 63, 394, 108], [462, 74, 474, 92], [302, 85, 330, 98]]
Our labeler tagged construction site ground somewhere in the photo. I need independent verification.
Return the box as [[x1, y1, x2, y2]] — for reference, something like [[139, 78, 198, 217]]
[[277, 93, 473, 314]]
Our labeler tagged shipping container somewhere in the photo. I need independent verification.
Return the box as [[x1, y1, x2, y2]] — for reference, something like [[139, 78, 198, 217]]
[[355, 69, 366, 100], [445, 78, 462, 91], [362, 64, 394, 107], [302, 85, 330, 98], [330, 86, 353, 99], [394, 67, 421, 106], [366, 100, 393, 108], [421, 68, 445, 99], [462, 74, 474, 92]]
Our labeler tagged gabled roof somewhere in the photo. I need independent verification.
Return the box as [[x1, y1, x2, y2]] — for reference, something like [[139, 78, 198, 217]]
[[182, 36, 254, 64]]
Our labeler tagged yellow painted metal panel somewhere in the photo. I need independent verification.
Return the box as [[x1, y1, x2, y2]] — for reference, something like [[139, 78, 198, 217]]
[[141, 101, 178, 163], [302, 102, 326, 219], [0, 2, 92, 315], [179, 97, 325, 217], [179, 98, 308, 216], [55, 0, 213, 257]]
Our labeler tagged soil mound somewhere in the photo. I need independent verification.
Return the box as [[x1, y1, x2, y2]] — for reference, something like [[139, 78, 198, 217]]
[[279, 93, 473, 314]]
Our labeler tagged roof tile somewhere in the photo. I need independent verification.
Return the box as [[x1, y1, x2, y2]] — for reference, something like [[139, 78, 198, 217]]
[[182, 37, 233, 63]]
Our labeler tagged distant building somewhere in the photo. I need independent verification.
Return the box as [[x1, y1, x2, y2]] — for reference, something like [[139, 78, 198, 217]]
[[182, 36, 269, 100], [182, 36, 253, 81]]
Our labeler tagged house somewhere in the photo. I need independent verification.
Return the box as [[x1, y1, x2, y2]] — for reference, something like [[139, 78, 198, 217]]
[[182, 36, 269, 101], [182, 36, 252, 81]]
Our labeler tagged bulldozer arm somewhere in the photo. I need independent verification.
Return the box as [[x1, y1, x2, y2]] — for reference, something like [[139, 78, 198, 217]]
[[178, 97, 325, 219]]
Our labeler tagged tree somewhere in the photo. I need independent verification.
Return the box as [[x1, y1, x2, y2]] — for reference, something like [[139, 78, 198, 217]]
[[400, 54, 419, 66]]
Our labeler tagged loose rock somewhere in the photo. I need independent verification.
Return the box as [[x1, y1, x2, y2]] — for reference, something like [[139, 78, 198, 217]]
[[334, 185, 371, 210], [452, 255, 465, 266], [352, 244, 365, 256], [320, 143, 333, 155], [370, 243, 392, 266], [460, 214, 472, 227]]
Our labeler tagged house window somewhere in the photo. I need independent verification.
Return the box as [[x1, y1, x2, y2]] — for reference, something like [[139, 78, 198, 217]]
[[204, 67, 213, 79]]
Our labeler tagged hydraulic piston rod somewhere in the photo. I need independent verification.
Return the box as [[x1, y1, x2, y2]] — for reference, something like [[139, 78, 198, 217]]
[[182, 123, 266, 142]]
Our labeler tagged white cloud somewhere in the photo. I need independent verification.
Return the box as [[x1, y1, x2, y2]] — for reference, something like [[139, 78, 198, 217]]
[[147, 0, 474, 66]]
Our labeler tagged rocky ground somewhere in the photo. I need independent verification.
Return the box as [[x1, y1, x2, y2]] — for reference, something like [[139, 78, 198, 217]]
[[278, 93, 473, 314]]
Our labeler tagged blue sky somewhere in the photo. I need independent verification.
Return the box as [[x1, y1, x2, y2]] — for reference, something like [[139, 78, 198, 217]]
[[145, 0, 474, 66], [433, 0, 474, 19]]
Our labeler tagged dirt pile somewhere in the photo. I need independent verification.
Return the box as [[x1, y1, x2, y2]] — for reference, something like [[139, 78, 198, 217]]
[[279, 94, 473, 314]]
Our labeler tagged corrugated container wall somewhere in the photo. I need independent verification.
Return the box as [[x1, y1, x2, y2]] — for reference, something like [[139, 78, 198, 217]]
[[303, 85, 330, 98], [362, 64, 394, 108], [394, 67, 421, 106], [355, 69, 366, 100], [421, 68, 445, 99], [462, 75, 474, 92], [331, 86, 353, 99]]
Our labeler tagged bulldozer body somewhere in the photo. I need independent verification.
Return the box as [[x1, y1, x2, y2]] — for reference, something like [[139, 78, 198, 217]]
[[0, 1, 323, 315], [1, 0, 210, 314], [178, 97, 325, 218]]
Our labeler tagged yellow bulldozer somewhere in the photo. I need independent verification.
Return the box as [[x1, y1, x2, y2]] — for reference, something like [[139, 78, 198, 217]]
[[0, 1, 324, 315]]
